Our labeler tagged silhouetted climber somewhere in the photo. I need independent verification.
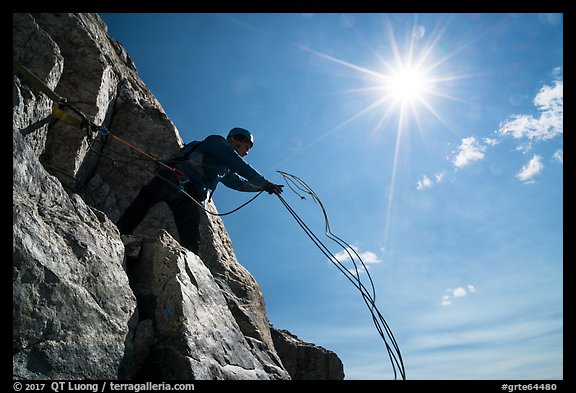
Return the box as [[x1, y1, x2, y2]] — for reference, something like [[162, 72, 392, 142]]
[[116, 127, 283, 254]]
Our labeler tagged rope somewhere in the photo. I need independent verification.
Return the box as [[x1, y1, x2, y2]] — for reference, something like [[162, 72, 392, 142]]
[[13, 61, 67, 104], [84, 131, 265, 217], [106, 132, 184, 175], [13, 61, 263, 217], [15, 63, 405, 377], [276, 171, 406, 380]]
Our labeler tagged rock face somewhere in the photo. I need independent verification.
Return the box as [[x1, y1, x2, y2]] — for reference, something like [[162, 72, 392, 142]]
[[13, 12, 344, 380], [127, 230, 287, 379], [271, 329, 345, 380], [13, 127, 136, 380]]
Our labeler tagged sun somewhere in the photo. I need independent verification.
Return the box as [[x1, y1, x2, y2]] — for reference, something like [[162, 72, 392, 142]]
[[294, 15, 470, 253], [383, 64, 432, 104]]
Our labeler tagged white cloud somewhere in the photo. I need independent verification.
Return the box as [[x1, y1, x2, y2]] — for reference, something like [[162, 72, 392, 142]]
[[441, 284, 477, 306], [452, 136, 486, 168], [416, 171, 446, 190], [334, 245, 382, 264], [360, 250, 381, 264], [416, 175, 433, 190], [334, 249, 349, 262], [553, 149, 563, 164], [498, 80, 563, 142], [433, 71, 561, 186], [452, 287, 467, 297], [483, 137, 499, 146], [516, 154, 544, 183]]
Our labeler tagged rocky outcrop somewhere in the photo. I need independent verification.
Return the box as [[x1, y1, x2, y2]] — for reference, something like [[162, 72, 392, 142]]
[[13, 12, 342, 380], [126, 230, 287, 379], [271, 329, 345, 380], [13, 127, 136, 380]]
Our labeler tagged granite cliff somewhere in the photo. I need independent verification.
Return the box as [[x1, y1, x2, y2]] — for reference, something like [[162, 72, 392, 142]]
[[13, 12, 344, 380]]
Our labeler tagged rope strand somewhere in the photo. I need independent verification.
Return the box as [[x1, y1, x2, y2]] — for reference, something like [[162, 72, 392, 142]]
[[276, 171, 406, 380], [15, 62, 404, 377], [15, 61, 263, 218], [85, 132, 264, 217]]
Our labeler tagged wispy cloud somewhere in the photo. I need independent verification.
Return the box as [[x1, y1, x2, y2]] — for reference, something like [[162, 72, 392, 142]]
[[402, 308, 562, 379], [553, 149, 563, 164], [441, 284, 476, 306], [516, 155, 544, 183], [452, 136, 487, 168], [483, 137, 499, 146]]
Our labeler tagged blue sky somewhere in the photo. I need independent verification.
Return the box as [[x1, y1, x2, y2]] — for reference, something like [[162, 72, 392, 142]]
[[100, 13, 563, 380]]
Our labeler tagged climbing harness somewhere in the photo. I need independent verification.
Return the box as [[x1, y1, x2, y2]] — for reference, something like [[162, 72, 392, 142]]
[[13, 61, 264, 217], [276, 171, 406, 380]]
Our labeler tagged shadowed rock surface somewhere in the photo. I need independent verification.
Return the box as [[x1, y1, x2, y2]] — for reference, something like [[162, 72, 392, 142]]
[[13, 12, 344, 380], [271, 329, 345, 380]]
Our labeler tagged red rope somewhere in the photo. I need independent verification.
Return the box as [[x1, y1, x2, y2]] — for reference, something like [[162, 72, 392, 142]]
[[109, 134, 185, 177]]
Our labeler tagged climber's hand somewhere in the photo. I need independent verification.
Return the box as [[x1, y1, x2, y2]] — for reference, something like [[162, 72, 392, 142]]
[[263, 182, 284, 195]]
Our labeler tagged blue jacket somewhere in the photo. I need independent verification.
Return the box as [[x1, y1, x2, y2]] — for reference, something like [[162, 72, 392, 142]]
[[174, 135, 267, 201]]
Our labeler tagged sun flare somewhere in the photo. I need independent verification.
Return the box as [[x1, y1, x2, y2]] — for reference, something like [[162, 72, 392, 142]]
[[384, 65, 432, 103], [296, 15, 469, 253]]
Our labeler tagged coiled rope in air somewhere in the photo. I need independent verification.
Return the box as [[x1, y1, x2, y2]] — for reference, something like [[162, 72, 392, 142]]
[[275, 171, 406, 380]]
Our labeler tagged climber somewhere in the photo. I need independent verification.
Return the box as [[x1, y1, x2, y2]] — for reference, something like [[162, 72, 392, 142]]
[[116, 127, 283, 254]]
